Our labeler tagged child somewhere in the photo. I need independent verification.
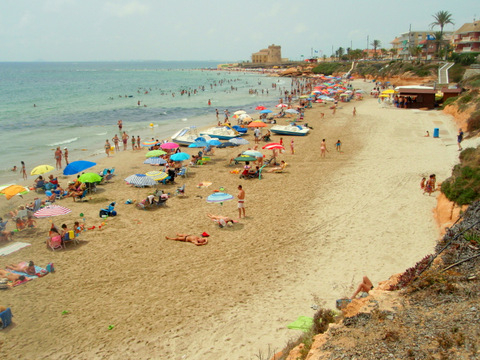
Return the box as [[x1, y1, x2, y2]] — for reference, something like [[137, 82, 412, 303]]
[[16, 218, 26, 231], [335, 140, 342, 152], [420, 177, 426, 190], [74, 221, 85, 236], [290, 139, 295, 154]]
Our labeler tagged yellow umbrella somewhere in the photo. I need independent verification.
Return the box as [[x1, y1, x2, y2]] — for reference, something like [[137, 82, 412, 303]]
[[379, 94, 390, 98], [381, 89, 396, 94], [0, 185, 30, 200], [145, 171, 168, 181], [30, 165, 54, 176]]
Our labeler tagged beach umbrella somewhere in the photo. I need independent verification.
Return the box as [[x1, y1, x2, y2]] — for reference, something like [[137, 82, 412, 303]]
[[30, 165, 54, 176], [230, 137, 249, 145], [78, 172, 102, 183], [0, 185, 29, 200], [232, 125, 247, 134], [144, 157, 167, 165], [207, 139, 222, 146], [170, 152, 191, 161], [206, 192, 234, 204], [247, 121, 267, 128], [234, 155, 257, 162], [146, 150, 167, 158], [125, 174, 157, 187], [285, 109, 299, 114], [34, 205, 71, 218], [145, 171, 168, 181], [276, 104, 288, 108], [239, 113, 252, 121], [243, 150, 263, 158], [142, 140, 158, 147], [299, 95, 309, 99], [160, 142, 179, 150], [255, 106, 267, 110], [217, 142, 237, 148], [382, 89, 395, 94], [188, 141, 209, 148], [63, 160, 96, 175], [262, 143, 285, 150], [234, 110, 246, 115], [260, 109, 272, 114]]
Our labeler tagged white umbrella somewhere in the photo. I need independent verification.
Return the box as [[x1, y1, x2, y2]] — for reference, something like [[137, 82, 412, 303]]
[[230, 137, 249, 145], [234, 110, 246, 115], [125, 174, 157, 187], [243, 150, 263, 158]]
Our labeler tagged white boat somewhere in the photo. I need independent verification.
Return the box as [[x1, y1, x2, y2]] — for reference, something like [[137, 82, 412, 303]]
[[270, 124, 310, 136], [199, 126, 241, 140], [171, 127, 215, 146]]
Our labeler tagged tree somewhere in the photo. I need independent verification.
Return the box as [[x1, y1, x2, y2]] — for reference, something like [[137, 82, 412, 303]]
[[390, 48, 398, 60], [370, 40, 381, 58], [430, 10, 454, 59]]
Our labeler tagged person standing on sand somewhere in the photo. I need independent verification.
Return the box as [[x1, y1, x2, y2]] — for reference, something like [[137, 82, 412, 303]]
[[122, 131, 129, 151], [320, 139, 329, 158], [353, 107, 356, 116], [237, 185, 245, 219], [457, 128, 464, 151], [21, 161, 27, 180], [290, 138, 295, 154], [105, 140, 111, 157], [54, 147, 62, 169], [64, 147, 69, 165], [131, 136, 136, 150], [137, 136, 141, 149]]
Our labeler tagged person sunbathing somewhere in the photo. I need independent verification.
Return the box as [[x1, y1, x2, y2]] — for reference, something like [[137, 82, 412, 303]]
[[267, 160, 286, 173], [165, 234, 208, 246], [351, 276, 374, 299], [207, 214, 236, 227], [6, 261, 36, 276], [0, 269, 26, 285]]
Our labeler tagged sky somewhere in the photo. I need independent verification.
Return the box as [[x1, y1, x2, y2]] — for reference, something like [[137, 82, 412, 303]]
[[0, 0, 477, 62]]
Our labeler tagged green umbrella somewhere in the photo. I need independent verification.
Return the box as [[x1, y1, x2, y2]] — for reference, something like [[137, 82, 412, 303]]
[[146, 150, 167, 158], [234, 155, 256, 162], [78, 172, 102, 183]]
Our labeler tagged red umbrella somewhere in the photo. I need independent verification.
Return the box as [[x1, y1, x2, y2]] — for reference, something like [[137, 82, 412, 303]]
[[34, 205, 72, 218], [262, 143, 285, 150], [276, 104, 288, 108], [255, 106, 266, 110]]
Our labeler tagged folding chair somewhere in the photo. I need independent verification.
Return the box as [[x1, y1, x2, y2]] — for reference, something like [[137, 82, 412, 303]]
[[0, 308, 13, 329]]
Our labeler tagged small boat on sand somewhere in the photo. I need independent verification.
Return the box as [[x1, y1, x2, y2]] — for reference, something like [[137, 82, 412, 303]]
[[270, 124, 310, 136], [199, 126, 241, 140]]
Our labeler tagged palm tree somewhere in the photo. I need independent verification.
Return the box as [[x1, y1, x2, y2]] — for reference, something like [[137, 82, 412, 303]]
[[430, 10, 454, 59], [370, 40, 381, 58]]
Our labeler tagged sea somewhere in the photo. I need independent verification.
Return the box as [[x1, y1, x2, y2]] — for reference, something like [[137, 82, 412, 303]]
[[0, 61, 285, 184]]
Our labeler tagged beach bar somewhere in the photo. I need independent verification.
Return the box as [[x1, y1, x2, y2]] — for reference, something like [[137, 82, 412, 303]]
[[397, 88, 436, 109]]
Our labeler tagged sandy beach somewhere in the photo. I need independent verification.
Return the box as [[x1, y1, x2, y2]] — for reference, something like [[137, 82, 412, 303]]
[[0, 79, 463, 360]]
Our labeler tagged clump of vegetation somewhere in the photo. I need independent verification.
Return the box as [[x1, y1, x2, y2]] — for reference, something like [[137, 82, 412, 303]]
[[441, 146, 480, 205], [389, 254, 433, 291], [312, 62, 345, 75], [448, 63, 466, 83]]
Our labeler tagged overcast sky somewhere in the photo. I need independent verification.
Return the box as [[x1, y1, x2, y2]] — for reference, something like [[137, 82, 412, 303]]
[[0, 0, 476, 62]]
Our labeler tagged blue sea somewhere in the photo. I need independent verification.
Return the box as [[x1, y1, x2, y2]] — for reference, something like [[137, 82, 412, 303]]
[[0, 61, 284, 183]]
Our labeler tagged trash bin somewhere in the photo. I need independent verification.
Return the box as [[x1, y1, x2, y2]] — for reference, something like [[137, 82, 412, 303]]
[[433, 128, 440, 138]]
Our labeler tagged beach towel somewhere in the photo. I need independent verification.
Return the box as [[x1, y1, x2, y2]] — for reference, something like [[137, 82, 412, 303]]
[[8, 261, 49, 279], [0, 242, 31, 256], [287, 316, 313, 332]]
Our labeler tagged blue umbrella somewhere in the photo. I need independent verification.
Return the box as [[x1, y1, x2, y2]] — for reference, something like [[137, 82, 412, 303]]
[[260, 109, 272, 114], [170, 152, 191, 161], [63, 160, 96, 175], [232, 125, 248, 134], [194, 136, 207, 142], [144, 158, 167, 165], [188, 141, 209, 148], [125, 174, 157, 187], [207, 192, 234, 204], [207, 139, 222, 146]]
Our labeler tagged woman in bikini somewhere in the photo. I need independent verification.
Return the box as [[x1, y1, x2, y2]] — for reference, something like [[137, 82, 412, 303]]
[[165, 234, 208, 246], [320, 139, 328, 158], [6, 261, 36, 275], [105, 140, 111, 157]]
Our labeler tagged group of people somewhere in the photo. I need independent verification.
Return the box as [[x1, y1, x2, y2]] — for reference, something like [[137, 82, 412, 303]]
[[54, 147, 69, 170], [106, 132, 141, 157], [421, 174, 437, 195], [47, 221, 84, 248]]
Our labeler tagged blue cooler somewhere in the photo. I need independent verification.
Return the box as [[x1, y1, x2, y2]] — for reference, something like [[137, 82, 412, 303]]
[[433, 128, 439, 138]]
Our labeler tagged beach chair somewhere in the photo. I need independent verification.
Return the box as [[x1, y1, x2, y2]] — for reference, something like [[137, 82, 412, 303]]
[[63, 230, 79, 247], [0, 308, 13, 329], [177, 167, 188, 178], [73, 189, 88, 202], [258, 165, 268, 180], [49, 235, 64, 251], [0, 220, 8, 231], [175, 184, 185, 196]]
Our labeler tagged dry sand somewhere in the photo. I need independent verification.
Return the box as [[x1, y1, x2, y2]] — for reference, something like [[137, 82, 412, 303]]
[[0, 80, 463, 359]]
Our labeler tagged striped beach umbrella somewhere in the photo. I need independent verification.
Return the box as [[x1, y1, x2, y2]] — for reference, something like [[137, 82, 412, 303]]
[[125, 174, 157, 187], [230, 137, 249, 145], [145, 171, 168, 181], [142, 140, 158, 147], [34, 205, 72, 218], [144, 158, 167, 165]]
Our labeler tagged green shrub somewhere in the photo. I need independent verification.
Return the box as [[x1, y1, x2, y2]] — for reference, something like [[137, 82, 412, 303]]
[[312, 62, 342, 75], [442, 96, 458, 107], [449, 63, 466, 83]]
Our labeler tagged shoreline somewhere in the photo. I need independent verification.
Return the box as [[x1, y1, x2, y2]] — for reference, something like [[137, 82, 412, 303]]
[[0, 80, 465, 359]]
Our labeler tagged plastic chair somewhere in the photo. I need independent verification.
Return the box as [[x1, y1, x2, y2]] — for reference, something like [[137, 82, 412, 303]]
[[175, 184, 185, 196], [0, 308, 13, 329], [63, 230, 78, 246], [177, 167, 188, 178], [73, 189, 88, 202], [49, 235, 64, 251]]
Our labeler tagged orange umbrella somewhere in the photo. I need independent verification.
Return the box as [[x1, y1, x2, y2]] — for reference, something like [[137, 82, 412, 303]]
[[247, 121, 267, 128], [0, 185, 30, 200]]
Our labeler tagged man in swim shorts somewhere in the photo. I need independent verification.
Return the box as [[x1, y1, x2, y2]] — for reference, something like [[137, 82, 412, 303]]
[[165, 234, 208, 246], [237, 185, 245, 218]]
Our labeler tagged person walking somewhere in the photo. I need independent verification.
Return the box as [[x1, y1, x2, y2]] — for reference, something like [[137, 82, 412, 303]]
[[457, 128, 464, 151], [54, 147, 62, 169], [320, 139, 329, 158], [21, 161, 27, 180], [64, 147, 69, 165]]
